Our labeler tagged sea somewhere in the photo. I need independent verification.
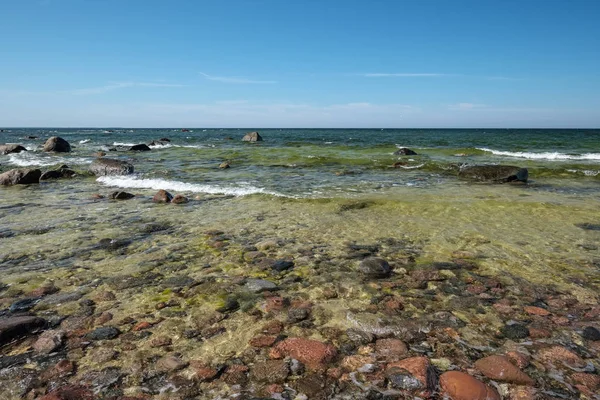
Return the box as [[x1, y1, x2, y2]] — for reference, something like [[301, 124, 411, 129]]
[[0, 128, 599, 397]]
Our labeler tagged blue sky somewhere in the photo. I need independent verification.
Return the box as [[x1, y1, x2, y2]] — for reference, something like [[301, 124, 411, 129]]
[[1, 0, 599, 128]]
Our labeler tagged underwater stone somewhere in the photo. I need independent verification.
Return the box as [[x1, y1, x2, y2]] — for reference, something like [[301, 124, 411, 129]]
[[501, 323, 529, 340], [458, 165, 528, 183], [89, 158, 134, 176], [386, 368, 423, 390], [86, 326, 120, 340], [0, 316, 46, 345], [9, 297, 41, 313], [108, 191, 135, 200], [272, 260, 295, 272], [245, 279, 279, 293], [358, 257, 391, 279], [394, 147, 418, 156], [0, 168, 41, 185], [582, 326, 600, 341]]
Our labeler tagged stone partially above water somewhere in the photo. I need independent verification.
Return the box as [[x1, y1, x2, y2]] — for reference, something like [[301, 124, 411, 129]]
[[89, 158, 134, 176], [43, 136, 71, 152], [245, 279, 279, 293], [0, 168, 41, 185], [129, 144, 151, 151], [153, 189, 174, 203], [242, 131, 263, 142], [394, 147, 418, 156], [108, 191, 135, 200], [0, 144, 27, 155], [458, 165, 528, 183]]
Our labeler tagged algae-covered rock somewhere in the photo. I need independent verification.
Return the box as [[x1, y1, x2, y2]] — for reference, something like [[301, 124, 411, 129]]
[[458, 165, 528, 183]]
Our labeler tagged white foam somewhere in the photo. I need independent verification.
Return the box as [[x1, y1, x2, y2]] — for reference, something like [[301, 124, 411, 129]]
[[478, 147, 600, 161], [6, 152, 92, 167], [112, 142, 137, 147], [79, 139, 91, 144], [566, 169, 600, 176], [96, 176, 284, 197], [398, 163, 425, 169]]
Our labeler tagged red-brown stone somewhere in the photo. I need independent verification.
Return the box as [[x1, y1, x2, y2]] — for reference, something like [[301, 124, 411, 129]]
[[387, 356, 430, 387], [272, 337, 337, 370], [475, 355, 534, 385], [439, 371, 500, 400]]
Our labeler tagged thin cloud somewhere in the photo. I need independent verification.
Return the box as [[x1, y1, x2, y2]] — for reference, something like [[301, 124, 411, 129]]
[[362, 73, 448, 77], [448, 103, 486, 110], [199, 72, 277, 84], [67, 81, 186, 95]]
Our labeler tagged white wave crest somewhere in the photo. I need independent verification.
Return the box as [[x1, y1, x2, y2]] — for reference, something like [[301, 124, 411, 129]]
[[112, 142, 137, 147], [477, 147, 600, 161], [398, 163, 425, 169], [96, 176, 284, 197], [79, 139, 91, 144], [6, 152, 92, 167], [566, 169, 600, 176]]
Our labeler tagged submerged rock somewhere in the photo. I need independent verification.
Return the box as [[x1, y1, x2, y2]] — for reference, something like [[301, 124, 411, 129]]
[[0, 144, 27, 155], [0, 316, 46, 345], [40, 167, 76, 180], [501, 323, 529, 340], [440, 371, 501, 400], [582, 326, 600, 341], [86, 326, 120, 340], [272, 338, 337, 370], [242, 131, 263, 142], [89, 158, 134, 176], [358, 257, 392, 279], [172, 194, 189, 204], [245, 279, 279, 293], [394, 147, 418, 156], [43, 136, 71, 152], [475, 355, 534, 385], [0, 168, 41, 185], [458, 165, 528, 183]]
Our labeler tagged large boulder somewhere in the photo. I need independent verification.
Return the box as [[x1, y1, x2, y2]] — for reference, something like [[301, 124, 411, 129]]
[[0, 168, 41, 185], [43, 136, 71, 152], [458, 165, 528, 183], [90, 158, 134, 176], [394, 147, 417, 156], [242, 131, 263, 142], [0, 144, 27, 155]]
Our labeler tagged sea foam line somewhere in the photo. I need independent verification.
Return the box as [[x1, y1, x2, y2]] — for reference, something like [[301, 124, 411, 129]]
[[96, 175, 285, 197], [478, 147, 600, 161], [6, 153, 92, 167]]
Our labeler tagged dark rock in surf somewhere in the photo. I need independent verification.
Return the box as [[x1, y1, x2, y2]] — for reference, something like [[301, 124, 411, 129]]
[[458, 165, 528, 183], [43, 136, 71, 152], [129, 144, 151, 151], [0, 168, 42, 185], [153, 189, 174, 203], [108, 191, 135, 200], [171, 194, 189, 204], [394, 147, 418, 156], [0, 144, 27, 155], [0, 316, 46, 345], [89, 158, 134, 176], [40, 167, 76, 181], [359, 257, 392, 279], [242, 131, 263, 142]]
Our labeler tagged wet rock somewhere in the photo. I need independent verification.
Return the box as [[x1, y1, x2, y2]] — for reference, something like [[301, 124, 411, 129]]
[[152, 189, 173, 203], [271, 338, 337, 370], [250, 335, 278, 348], [262, 320, 284, 335], [86, 326, 120, 340], [33, 329, 65, 353], [387, 357, 432, 389], [501, 323, 529, 340], [582, 326, 600, 341], [571, 372, 600, 392], [43, 136, 71, 152], [97, 238, 131, 251], [475, 355, 534, 385], [575, 222, 600, 231], [106, 272, 162, 290], [171, 194, 189, 204], [375, 338, 408, 361], [537, 345, 586, 369], [108, 191, 135, 200], [347, 328, 374, 345], [340, 354, 375, 371], [523, 305, 550, 316], [40, 385, 94, 400], [358, 257, 392, 279], [246, 279, 279, 293], [9, 297, 40, 313], [40, 167, 76, 181], [161, 275, 195, 288], [242, 131, 263, 142], [129, 144, 151, 151], [386, 367, 423, 390], [0, 316, 46, 345], [0, 144, 27, 155], [439, 371, 501, 400], [219, 161, 230, 169], [94, 291, 116, 302], [458, 165, 528, 183], [293, 373, 329, 399], [251, 360, 289, 383], [394, 147, 418, 156], [288, 307, 310, 323], [89, 158, 134, 176], [39, 289, 86, 306], [0, 168, 41, 185], [157, 354, 189, 372], [272, 260, 295, 272], [81, 366, 124, 394], [89, 347, 119, 363], [216, 297, 239, 313], [190, 361, 220, 382], [150, 336, 172, 347]]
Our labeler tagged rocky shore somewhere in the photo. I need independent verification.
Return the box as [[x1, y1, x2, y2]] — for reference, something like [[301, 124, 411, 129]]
[[0, 134, 599, 399]]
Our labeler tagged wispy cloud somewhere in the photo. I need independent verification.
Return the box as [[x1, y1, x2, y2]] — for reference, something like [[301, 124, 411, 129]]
[[199, 72, 277, 84], [67, 81, 186, 95], [448, 103, 487, 110], [362, 73, 448, 77]]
